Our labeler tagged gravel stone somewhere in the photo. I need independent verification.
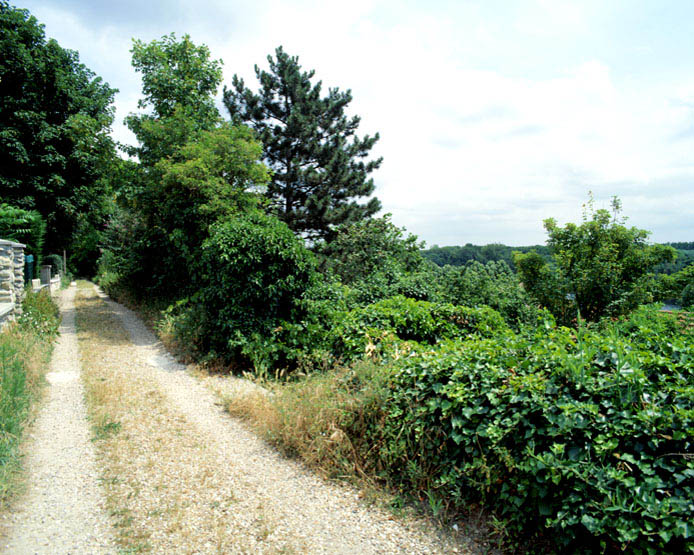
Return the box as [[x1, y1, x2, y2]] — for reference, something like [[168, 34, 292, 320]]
[[1, 285, 115, 554], [93, 285, 477, 554]]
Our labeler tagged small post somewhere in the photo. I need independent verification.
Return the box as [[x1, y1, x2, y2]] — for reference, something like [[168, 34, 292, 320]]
[[40, 265, 52, 285]]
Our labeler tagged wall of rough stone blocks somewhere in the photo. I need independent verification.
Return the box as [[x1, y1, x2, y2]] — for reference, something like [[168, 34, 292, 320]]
[[0, 239, 26, 330]]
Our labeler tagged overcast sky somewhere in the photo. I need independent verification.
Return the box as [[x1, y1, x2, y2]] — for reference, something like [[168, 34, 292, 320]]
[[16, 0, 694, 246]]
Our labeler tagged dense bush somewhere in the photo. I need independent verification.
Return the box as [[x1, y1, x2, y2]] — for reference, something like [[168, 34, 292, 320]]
[[681, 283, 694, 309], [331, 295, 510, 362], [314, 215, 443, 304], [159, 211, 317, 371], [371, 306, 693, 551], [439, 260, 539, 328], [44, 254, 64, 276], [17, 288, 60, 336]]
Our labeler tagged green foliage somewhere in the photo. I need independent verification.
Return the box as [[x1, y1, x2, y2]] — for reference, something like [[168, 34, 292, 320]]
[[44, 254, 64, 276], [518, 196, 675, 322], [149, 123, 270, 295], [681, 283, 694, 309], [654, 243, 694, 275], [154, 123, 269, 224], [316, 214, 424, 284], [161, 211, 317, 371], [0, 203, 45, 261], [331, 295, 510, 363], [439, 260, 539, 328], [125, 33, 222, 165], [368, 306, 693, 551], [314, 214, 443, 304], [106, 34, 272, 299], [96, 204, 148, 294], [224, 46, 382, 240], [513, 249, 576, 325], [17, 288, 60, 336], [659, 264, 694, 304], [1, 289, 58, 501], [0, 3, 117, 260]]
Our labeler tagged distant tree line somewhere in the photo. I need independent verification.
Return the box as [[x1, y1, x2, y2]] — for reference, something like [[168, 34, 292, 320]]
[[655, 243, 694, 274], [422, 243, 551, 269], [424, 241, 693, 275]]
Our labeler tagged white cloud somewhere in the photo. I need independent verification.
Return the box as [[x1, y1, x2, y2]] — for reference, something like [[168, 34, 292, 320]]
[[19, 0, 694, 245]]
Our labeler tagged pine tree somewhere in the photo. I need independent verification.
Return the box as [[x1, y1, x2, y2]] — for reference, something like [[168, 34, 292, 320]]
[[223, 46, 382, 241]]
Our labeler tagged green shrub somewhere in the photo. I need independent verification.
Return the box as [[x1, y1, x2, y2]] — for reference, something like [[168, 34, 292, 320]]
[[166, 211, 317, 372], [680, 283, 694, 309], [370, 307, 693, 551], [44, 254, 64, 276], [18, 288, 60, 336], [96, 205, 150, 297], [440, 260, 539, 328], [331, 295, 510, 362], [0, 203, 46, 263]]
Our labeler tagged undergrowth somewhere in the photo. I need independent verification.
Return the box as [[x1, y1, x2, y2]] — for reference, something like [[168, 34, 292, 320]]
[[227, 306, 694, 553], [0, 288, 59, 505]]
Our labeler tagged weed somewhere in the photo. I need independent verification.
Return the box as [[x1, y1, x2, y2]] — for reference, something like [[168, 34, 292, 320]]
[[93, 419, 122, 441], [0, 289, 58, 506]]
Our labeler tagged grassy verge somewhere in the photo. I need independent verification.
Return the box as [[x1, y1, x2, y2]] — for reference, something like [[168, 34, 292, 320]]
[[0, 289, 59, 506]]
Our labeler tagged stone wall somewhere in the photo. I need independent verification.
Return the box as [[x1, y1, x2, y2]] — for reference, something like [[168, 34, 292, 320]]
[[0, 239, 26, 330]]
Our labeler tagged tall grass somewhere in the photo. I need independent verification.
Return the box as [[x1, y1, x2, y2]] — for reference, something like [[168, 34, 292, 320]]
[[226, 361, 390, 483], [0, 289, 59, 504]]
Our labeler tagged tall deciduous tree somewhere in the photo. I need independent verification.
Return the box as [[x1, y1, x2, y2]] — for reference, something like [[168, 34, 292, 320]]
[[223, 46, 382, 240], [515, 196, 676, 322], [125, 33, 223, 166], [0, 2, 117, 271], [113, 33, 271, 299]]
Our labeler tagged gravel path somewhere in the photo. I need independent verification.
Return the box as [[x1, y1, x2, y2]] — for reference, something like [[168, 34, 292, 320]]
[[2, 285, 115, 554], [92, 285, 473, 553]]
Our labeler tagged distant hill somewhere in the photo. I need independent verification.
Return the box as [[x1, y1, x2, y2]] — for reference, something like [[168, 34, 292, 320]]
[[421, 243, 551, 269], [423, 242, 694, 274], [656, 243, 694, 274]]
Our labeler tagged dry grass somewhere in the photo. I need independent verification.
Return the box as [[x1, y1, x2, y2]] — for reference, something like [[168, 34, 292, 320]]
[[224, 362, 397, 503], [223, 363, 498, 552], [74, 285, 267, 553]]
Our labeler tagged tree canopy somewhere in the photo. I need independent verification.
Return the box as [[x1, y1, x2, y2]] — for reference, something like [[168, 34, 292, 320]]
[[0, 2, 117, 270], [125, 33, 223, 166], [515, 196, 676, 322], [108, 33, 270, 299], [223, 46, 382, 241]]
